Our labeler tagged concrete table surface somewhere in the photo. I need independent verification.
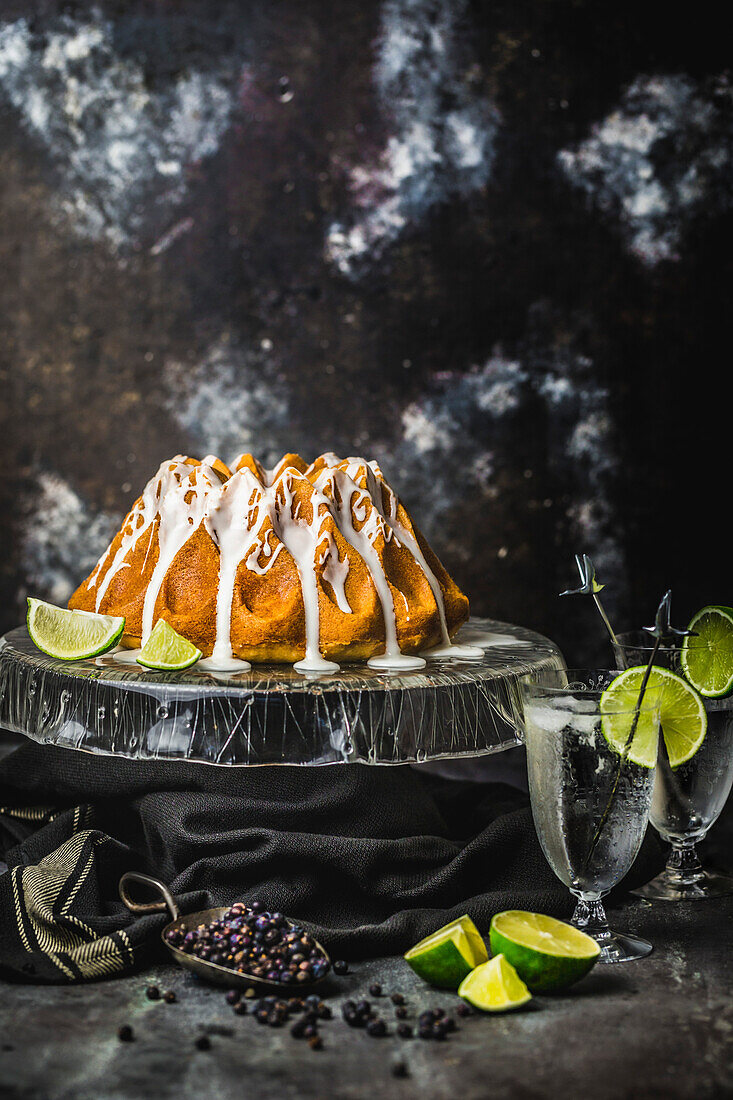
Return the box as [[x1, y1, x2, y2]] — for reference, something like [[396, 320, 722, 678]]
[[1, 726, 732, 1100], [2, 898, 732, 1098]]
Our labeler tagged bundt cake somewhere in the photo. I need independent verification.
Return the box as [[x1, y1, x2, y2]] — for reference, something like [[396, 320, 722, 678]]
[[68, 453, 476, 673]]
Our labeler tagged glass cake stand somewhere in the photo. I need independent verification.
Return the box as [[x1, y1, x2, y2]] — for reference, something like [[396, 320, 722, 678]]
[[0, 618, 563, 767]]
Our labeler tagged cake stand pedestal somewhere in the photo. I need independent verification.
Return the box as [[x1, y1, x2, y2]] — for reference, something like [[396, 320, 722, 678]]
[[0, 618, 562, 767]]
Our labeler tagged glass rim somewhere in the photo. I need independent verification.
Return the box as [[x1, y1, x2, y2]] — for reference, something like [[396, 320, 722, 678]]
[[518, 667, 662, 713], [522, 695, 661, 716], [614, 629, 712, 653]]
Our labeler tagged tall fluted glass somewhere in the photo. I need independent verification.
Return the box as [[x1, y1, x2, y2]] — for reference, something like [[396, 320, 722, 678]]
[[613, 631, 733, 901], [519, 668, 660, 963]]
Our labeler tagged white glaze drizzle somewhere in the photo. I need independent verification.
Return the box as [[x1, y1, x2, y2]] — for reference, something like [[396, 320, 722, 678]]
[[314, 464, 426, 672], [109, 647, 143, 665], [197, 655, 252, 672], [245, 530, 285, 575], [319, 533, 351, 615], [203, 471, 254, 671], [140, 462, 220, 645], [358, 461, 482, 660], [88, 451, 478, 675], [273, 475, 340, 673], [206, 465, 344, 673], [89, 457, 193, 609], [329, 457, 483, 660]]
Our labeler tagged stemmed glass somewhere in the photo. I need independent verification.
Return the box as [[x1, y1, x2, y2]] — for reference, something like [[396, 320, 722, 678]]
[[613, 631, 733, 901], [518, 668, 661, 963]]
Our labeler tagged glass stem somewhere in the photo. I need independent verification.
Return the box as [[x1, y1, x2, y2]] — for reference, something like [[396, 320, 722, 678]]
[[570, 895, 612, 947], [665, 840, 704, 887]]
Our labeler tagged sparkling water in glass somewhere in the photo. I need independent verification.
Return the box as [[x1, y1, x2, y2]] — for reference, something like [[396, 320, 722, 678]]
[[519, 668, 660, 963], [613, 631, 733, 900]]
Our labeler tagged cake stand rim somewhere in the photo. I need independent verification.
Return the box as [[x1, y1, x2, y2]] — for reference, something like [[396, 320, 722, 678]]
[[0, 616, 560, 698], [0, 617, 563, 766]]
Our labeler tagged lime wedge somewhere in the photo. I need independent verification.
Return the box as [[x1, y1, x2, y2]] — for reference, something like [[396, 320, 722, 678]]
[[404, 916, 488, 989], [681, 606, 733, 698], [489, 911, 600, 992], [27, 598, 125, 661], [137, 620, 202, 670], [457, 955, 531, 1013], [602, 665, 706, 768]]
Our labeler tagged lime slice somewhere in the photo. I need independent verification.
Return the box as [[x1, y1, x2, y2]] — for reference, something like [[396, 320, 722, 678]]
[[489, 911, 600, 993], [137, 619, 202, 670], [681, 606, 733, 698], [599, 665, 663, 767], [602, 666, 706, 769], [27, 598, 125, 661], [654, 666, 708, 767], [404, 915, 488, 989], [457, 954, 532, 1013]]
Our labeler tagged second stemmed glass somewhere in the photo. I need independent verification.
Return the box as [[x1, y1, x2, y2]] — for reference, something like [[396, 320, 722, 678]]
[[518, 667, 661, 963], [613, 631, 733, 901]]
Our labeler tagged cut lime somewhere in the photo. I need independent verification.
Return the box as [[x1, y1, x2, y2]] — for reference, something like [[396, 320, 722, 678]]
[[27, 598, 125, 661], [653, 666, 708, 766], [404, 915, 488, 989], [489, 911, 600, 993], [599, 665, 663, 767], [457, 954, 532, 1013], [681, 606, 733, 698], [137, 619, 202, 671], [602, 665, 706, 769]]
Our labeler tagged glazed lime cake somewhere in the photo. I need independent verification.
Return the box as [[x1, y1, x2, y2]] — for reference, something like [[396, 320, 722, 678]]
[[69, 452, 479, 673]]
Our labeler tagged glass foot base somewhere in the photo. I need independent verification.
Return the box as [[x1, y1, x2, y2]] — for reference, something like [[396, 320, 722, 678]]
[[596, 930, 653, 964], [632, 868, 733, 902], [570, 921, 652, 964], [570, 897, 652, 963]]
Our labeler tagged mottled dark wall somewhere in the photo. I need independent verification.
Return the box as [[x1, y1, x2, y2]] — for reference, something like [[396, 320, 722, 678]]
[[1, 1, 731, 664]]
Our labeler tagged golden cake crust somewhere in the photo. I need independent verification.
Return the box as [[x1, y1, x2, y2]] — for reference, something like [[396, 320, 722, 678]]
[[69, 453, 470, 664]]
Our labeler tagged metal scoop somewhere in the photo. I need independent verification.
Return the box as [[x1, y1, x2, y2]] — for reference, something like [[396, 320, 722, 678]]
[[119, 872, 331, 991]]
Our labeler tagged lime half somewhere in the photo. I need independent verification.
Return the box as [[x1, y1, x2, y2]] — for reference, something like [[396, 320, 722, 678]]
[[681, 606, 733, 698], [27, 598, 125, 661], [489, 911, 600, 993], [602, 665, 706, 769], [457, 955, 532, 1013], [137, 620, 202, 671], [404, 915, 488, 989]]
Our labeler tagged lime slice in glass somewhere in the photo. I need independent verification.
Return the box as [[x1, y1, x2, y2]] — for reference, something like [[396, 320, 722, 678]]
[[404, 915, 488, 989], [27, 598, 125, 661], [602, 666, 706, 768], [489, 911, 600, 992], [457, 954, 532, 1012], [137, 620, 202, 671], [600, 665, 663, 767], [681, 606, 733, 698]]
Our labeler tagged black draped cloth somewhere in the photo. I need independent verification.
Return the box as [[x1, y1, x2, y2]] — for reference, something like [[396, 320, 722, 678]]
[[0, 740, 663, 982]]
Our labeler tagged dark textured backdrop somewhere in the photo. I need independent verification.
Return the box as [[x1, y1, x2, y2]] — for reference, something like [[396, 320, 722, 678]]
[[1, 0, 731, 664]]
